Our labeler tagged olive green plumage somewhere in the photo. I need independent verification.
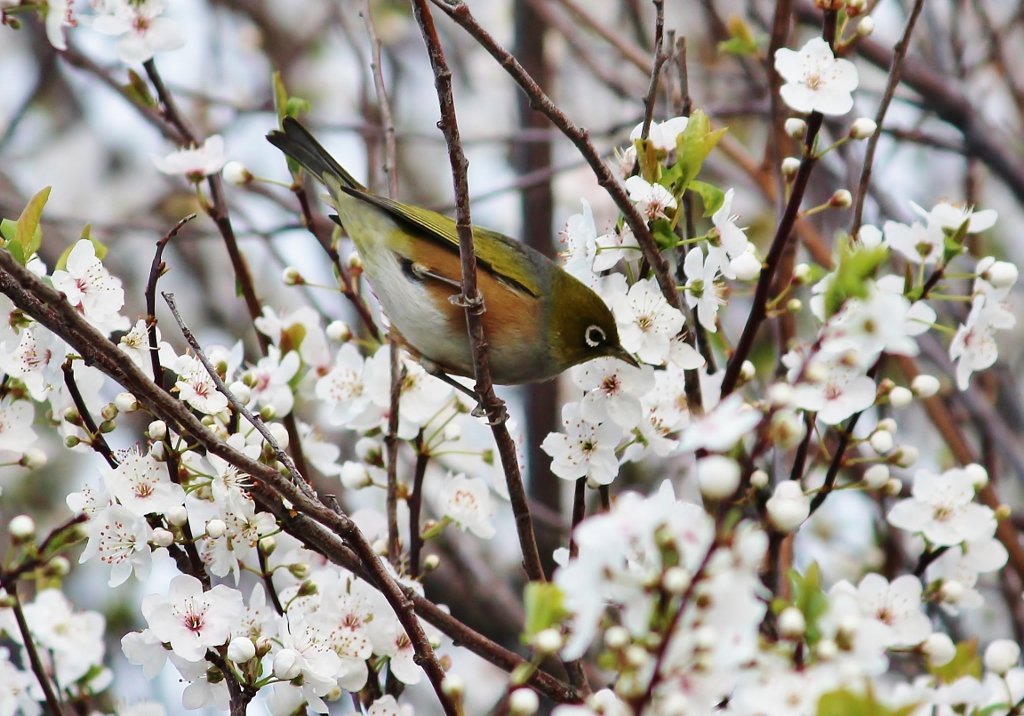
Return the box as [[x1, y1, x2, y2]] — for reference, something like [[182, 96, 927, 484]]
[[267, 117, 636, 384]]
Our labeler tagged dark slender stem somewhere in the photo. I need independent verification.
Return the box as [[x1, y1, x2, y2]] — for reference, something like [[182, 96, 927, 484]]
[[568, 477, 587, 559], [11, 590, 65, 715], [408, 435, 430, 578], [411, 0, 546, 585], [788, 412, 816, 482], [145, 214, 195, 385], [62, 362, 117, 468], [850, 0, 927, 232], [385, 333, 403, 565], [638, 0, 667, 141]]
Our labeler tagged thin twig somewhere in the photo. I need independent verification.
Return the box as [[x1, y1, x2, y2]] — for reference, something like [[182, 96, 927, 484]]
[[410, 0, 546, 585], [10, 590, 65, 715], [850, 0, 927, 233], [62, 362, 117, 468]]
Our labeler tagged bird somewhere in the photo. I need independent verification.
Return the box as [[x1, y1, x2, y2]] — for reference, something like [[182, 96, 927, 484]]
[[267, 117, 637, 385]]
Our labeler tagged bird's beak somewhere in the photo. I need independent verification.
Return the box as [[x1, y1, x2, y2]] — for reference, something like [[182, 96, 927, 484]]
[[612, 346, 641, 369]]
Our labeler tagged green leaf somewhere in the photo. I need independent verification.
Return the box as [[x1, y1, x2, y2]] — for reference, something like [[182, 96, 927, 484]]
[[689, 180, 725, 217], [5, 187, 50, 265], [816, 688, 919, 716], [124, 69, 156, 108], [673, 110, 727, 192], [652, 219, 677, 250], [284, 97, 311, 118], [788, 563, 828, 645], [0, 218, 16, 244], [272, 71, 289, 121], [930, 639, 982, 683], [718, 13, 762, 56], [522, 582, 567, 642], [823, 236, 888, 318], [718, 36, 761, 55]]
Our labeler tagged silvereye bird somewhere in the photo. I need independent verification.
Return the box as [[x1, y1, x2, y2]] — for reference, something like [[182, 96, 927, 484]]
[[267, 118, 637, 384]]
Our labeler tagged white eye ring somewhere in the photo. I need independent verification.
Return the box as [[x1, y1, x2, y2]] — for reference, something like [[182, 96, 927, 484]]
[[585, 325, 606, 347]]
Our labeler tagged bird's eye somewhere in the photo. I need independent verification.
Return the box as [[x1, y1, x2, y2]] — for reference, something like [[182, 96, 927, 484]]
[[585, 325, 606, 347]]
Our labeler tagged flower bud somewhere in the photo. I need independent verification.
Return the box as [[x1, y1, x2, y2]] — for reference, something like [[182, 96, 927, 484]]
[[166, 505, 189, 527], [768, 383, 794, 406], [786, 298, 803, 313], [150, 441, 166, 461], [49, 556, 70, 577], [423, 554, 441, 571], [816, 638, 838, 660], [964, 463, 988, 489], [730, 251, 762, 281], [778, 606, 806, 638], [326, 320, 352, 342], [114, 392, 139, 413], [340, 461, 373, 490], [781, 157, 801, 180], [206, 519, 226, 539], [148, 420, 167, 440], [983, 260, 1018, 289], [662, 566, 691, 595], [939, 579, 964, 604], [288, 562, 310, 579], [223, 161, 253, 186], [605, 625, 630, 650], [766, 481, 810, 532], [911, 374, 940, 398], [984, 639, 1020, 674], [267, 422, 289, 449], [894, 445, 919, 468], [533, 628, 563, 655], [829, 189, 852, 208], [258, 535, 276, 555], [793, 262, 811, 282], [20, 448, 47, 470], [696, 456, 740, 501], [888, 386, 912, 408], [272, 649, 302, 681], [356, 437, 383, 466], [347, 252, 363, 271], [9, 515, 35, 541], [750, 469, 769, 489], [784, 118, 807, 140], [442, 674, 465, 698], [849, 117, 877, 139], [869, 430, 894, 455], [152, 528, 175, 548], [862, 464, 889, 489], [228, 637, 257, 664], [509, 689, 540, 716], [923, 632, 956, 666], [282, 267, 304, 286], [856, 16, 875, 36]]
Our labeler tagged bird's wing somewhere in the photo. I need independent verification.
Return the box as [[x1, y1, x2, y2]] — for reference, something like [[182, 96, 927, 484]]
[[339, 188, 544, 298]]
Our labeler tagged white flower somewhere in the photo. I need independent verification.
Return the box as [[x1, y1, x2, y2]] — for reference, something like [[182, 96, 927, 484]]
[[711, 188, 751, 259], [541, 402, 622, 485], [683, 248, 724, 332], [571, 357, 655, 428], [628, 116, 689, 152], [911, 200, 997, 234], [791, 352, 876, 425], [560, 199, 600, 279], [0, 399, 37, 456], [766, 480, 810, 531], [118, 319, 176, 378], [50, 240, 127, 331], [45, 0, 76, 50], [0, 325, 68, 400], [244, 346, 300, 417], [0, 648, 39, 716], [438, 473, 496, 539], [173, 354, 229, 415], [103, 446, 185, 517], [887, 467, 996, 546], [823, 284, 920, 359], [883, 219, 944, 265], [624, 176, 677, 221], [608, 278, 686, 365], [79, 503, 154, 586], [153, 135, 227, 180], [91, 0, 185, 64], [22, 589, 106, 684], [254, 305, 330, 371], [828, 574, 931, 648], [949, 294, 1015, 390], [974, 256, 1018, 301], [142, 574, 244, 661], [774, 37, 859, 115], [593, 225, 639, 272], [678, 393, 761, 452]]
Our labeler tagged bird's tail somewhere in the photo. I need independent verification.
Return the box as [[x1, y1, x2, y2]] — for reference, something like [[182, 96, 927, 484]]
[[266, 117, 365, 191]]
